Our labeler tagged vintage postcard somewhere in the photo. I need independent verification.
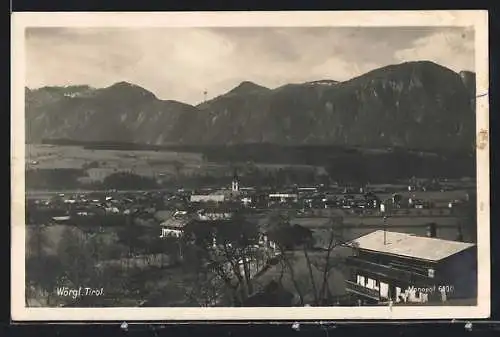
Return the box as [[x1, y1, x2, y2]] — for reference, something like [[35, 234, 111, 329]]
[[11, 10, 489, 321]]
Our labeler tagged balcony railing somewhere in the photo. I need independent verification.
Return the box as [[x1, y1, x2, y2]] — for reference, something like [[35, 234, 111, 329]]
[[346, 257, 432, 284], [345, 280, 380, 300]]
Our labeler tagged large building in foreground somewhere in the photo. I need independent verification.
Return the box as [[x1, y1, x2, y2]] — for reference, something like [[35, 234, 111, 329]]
[[344, 230, 477, 305]]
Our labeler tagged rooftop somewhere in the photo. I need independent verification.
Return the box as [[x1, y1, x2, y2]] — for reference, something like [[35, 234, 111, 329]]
[[160, 217, 191, 229], [351, 230, 475, 262]]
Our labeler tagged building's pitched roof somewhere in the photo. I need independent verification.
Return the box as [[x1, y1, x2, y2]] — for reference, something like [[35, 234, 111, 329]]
[[351, 230, 475, 262], [160, 217, 191, 229], [52, 216, 71, 221], [190, 194, 225, 200]]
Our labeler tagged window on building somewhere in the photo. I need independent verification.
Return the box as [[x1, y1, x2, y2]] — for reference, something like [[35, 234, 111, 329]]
[[357, 275, 365, 286], [395, 286, 402, 302], [366, 278, 375, 289], [380, 282, 389, 299]]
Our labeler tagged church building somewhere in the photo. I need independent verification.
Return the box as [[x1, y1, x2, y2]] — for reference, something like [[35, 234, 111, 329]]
[[231, 168, 240, 194]]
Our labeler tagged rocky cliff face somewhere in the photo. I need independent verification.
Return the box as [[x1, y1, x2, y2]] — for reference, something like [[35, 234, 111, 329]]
[[26, 61, 475, 151], [26, 82, 198, 144]]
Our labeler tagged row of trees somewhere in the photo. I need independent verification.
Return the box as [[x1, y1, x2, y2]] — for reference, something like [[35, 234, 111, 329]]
[[26, 169, 160, 191], [26, 168, 85, 189], [100, 172, 159, 190], [158, 165, 329, 189], [200, 144, 475, 184], [325, 152, 475, 185]]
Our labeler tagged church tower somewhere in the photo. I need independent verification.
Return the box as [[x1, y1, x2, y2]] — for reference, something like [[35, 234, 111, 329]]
[[231, 168, 239, 193]]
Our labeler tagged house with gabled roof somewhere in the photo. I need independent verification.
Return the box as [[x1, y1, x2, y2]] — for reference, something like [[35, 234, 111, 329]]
[[344, 230, 477, 305]]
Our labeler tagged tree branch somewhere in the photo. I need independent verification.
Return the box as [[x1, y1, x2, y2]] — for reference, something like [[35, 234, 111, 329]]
[[302, 244, 319, 305], [278, 244, 305, 306], [320, 228, 337, 302]]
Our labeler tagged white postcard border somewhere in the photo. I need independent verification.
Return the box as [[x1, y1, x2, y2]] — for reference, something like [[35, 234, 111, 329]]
[[11, 10, 490, 321]]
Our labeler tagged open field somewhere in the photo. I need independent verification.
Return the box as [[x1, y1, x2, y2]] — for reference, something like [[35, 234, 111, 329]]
[[26, 144, 324, 183], [26, 144, 204, 177], [293, 216, 465, 228], [292, 216, 472, 242]]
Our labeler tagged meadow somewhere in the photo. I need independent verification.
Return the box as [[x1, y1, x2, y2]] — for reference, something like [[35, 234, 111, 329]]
[[26, 144, 324, 185], [26, 144, 204, 176]]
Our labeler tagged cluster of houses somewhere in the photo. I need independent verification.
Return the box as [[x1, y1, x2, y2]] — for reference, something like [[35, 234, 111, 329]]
[[26, 171, 477, 306], [26, 191, 167, 225], [27, 168, 472, 227], [186, 173, 471, 213]]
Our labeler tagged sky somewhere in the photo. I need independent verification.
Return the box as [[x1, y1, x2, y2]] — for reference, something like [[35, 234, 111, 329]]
[[25, 26, 474, 105]]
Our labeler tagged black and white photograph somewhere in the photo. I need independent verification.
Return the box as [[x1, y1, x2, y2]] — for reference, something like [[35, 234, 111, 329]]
[[11, 11, 490, 321]]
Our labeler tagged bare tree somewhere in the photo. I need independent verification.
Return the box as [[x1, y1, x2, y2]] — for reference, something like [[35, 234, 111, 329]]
[[27, 224, 49, 261], [184, 266, 225, 307], [265, 214, 310, 305], [266, 214, 354, 306], [182, 215, 261, 306], [57, 227, 97, 289], [26, 223, 55, 305]]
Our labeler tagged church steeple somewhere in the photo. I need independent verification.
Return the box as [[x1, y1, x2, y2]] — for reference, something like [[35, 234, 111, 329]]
[[232, 168, 239, 192]]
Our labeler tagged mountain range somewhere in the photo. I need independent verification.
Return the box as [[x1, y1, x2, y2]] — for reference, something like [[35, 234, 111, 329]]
[[25, 61, 476, 152]]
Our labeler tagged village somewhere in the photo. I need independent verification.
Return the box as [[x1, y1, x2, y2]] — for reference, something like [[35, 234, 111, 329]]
[[25, 169, 477, 308]]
